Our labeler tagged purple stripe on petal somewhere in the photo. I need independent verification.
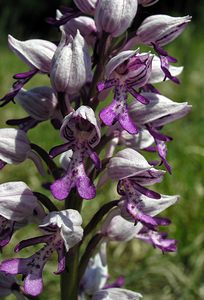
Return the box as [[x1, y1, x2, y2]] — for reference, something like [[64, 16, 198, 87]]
[[76, 175, 96, 200]]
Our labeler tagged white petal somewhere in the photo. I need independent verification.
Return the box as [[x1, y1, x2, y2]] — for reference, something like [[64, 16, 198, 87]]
[[8, 35, 56, 73], [108, 148, 152, 179]]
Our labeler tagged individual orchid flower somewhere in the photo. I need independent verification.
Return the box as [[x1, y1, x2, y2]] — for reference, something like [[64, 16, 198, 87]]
[[50, 105, 101, 200], [129, 92, 192, 172], [0, 181, 45, 248], [125, 15, 191, 83], [0, 128, 45, 174], [50, 29, 92, 94], [8, 35, 57, 73], [0, 209, 83, 296], [95, 0, 138, 37], [97, 146, 159, 188], [0, 272, 24, 299], [92, 287, 142, 299], [98, 49, 153, 134], [0, 36, 57, 106], [101, 193, 178, 252]]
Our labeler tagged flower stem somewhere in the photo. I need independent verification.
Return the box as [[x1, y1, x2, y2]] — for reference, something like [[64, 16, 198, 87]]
[[89, 32, 111, 109], [60, 190, 83, 300]]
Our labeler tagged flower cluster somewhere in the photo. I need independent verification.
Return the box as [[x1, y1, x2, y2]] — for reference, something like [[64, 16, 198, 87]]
[[0, 0, 191, 299]]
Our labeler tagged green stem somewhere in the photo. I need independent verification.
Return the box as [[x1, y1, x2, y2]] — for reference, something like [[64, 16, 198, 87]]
[[60, 190, 83, 300], [60, 246, 80, 300], [89, 32, 111, 109]]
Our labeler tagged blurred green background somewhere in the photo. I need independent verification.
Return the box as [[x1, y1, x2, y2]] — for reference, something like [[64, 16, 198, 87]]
[[0, 1, 204, 300]]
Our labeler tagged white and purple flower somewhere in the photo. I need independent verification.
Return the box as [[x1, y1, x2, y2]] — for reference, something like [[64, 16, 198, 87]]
[[0, 209, 83, 296], [50, 105, 101, 200], [98, 50, 153, 133]]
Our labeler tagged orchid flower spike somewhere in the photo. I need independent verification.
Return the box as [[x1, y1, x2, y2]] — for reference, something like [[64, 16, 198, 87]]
[[98, 50, 153, 133], [50, 30, 92, 94], [0, 209, 83, 296], [0, 128, 45, 175], [0, 181, 45, 248], [95, 0, 138, 37], [50, 105, 101, 200]]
